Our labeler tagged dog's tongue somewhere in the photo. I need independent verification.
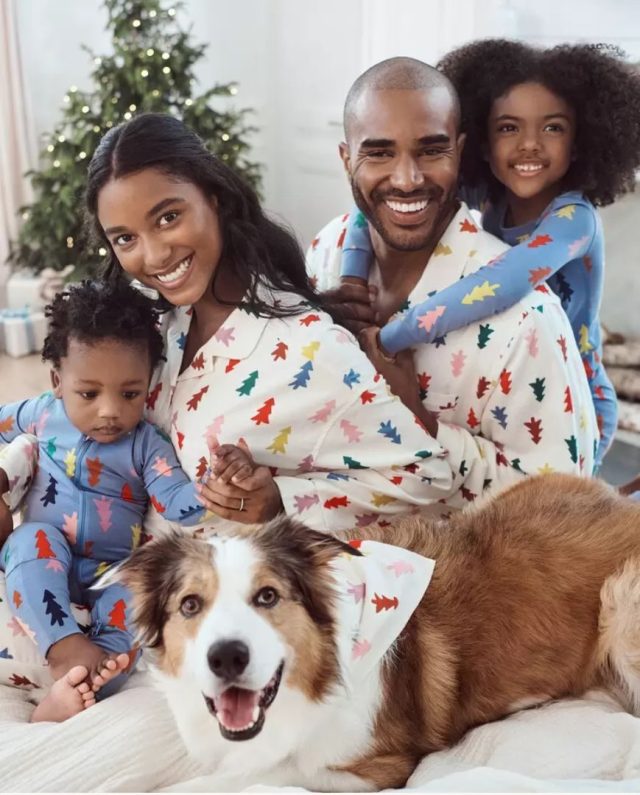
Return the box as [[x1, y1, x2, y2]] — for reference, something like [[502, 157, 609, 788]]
[[218, 687, 260, 730]]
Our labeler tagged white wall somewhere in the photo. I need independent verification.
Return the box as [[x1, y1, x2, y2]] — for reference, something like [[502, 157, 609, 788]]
[[14, 0, 640, 334]]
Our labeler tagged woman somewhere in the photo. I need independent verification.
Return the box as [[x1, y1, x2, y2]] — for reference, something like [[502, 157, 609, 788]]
[[2, 113, 455, 542]]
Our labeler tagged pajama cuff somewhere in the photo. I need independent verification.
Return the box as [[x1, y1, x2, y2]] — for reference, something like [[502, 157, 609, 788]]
[[0, 435, 39, 512]]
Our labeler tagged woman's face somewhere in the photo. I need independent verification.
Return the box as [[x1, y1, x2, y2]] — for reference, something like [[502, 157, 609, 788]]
[[97, 167, 223, 306]]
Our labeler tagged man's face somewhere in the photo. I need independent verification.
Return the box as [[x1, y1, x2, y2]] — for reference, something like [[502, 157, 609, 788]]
[[340, 87, 464, 253]]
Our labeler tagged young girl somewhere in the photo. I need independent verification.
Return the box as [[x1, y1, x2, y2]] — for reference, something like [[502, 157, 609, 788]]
[[339, 40, 640, 467]]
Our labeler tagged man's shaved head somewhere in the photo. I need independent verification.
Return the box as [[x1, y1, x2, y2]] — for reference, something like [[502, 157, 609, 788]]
[[343, 56, 460, 141]]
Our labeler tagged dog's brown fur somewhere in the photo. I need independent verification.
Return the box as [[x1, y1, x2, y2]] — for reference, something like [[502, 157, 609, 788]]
[[339, 473, 640, 788]]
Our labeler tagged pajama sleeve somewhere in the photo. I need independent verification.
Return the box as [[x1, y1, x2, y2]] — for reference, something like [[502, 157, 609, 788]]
[[340, 206, 374, 280], [0, 394, 51, 511], [273, 326, 455, 533], [134, 422, 207, 526], [379, 199, 597, 354]]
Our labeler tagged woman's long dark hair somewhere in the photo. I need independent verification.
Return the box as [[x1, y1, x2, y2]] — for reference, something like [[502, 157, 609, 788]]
[[85, 112, 321, 317]]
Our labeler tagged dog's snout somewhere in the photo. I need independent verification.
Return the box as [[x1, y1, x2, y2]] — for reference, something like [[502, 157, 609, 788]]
[[207, 639, 250, 680]]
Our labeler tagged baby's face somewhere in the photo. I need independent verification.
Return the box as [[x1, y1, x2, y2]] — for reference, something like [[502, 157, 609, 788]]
[[51, 337, 151, 444]]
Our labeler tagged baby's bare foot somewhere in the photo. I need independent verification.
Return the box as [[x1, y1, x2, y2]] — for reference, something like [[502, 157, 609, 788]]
[[91, 652, 130, 696], [31, 665, 90, 722]]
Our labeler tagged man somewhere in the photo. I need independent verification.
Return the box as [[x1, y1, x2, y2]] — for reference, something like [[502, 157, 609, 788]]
[[307, 57, 597, 513]]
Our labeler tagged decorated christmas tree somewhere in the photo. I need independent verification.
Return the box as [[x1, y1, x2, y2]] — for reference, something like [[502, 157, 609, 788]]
[[9, 0, 260, 277]]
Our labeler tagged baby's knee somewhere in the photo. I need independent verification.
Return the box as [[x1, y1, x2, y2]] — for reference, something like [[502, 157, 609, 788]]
[[3, 522, 71, 571]]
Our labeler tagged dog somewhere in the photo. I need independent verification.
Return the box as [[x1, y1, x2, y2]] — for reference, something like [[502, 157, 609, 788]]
[[108, 473, 640, 791]]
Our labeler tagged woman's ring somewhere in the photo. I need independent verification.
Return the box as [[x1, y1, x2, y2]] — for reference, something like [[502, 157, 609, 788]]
[[239, 497, 245, 512]]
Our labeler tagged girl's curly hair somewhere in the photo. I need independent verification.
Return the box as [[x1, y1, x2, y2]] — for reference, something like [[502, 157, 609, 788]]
[[42, 279, 164, 370], [438, 39, 640, 206]]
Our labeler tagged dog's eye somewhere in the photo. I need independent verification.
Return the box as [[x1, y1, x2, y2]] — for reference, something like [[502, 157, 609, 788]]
[[180, 595, 203, 617], [253, 587, 280, 608]]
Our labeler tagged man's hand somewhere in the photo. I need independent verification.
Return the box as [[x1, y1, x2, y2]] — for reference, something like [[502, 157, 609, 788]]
[[358, 327, 439, 437], [322, 276, 378, 335], [198, 439, 284, 523]]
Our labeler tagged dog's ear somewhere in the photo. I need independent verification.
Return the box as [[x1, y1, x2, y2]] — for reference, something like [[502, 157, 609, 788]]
[[97, 533, 195, 648]]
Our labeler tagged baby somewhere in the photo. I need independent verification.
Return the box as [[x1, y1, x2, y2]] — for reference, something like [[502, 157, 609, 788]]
[[0, 280, 217, 722]]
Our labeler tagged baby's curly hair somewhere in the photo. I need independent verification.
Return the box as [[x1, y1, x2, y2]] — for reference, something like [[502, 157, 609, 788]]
[[42, 279, 164, 371], [438, 39, 640, 206]]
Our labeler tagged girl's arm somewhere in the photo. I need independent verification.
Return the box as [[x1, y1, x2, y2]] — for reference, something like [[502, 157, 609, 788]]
[[379, 199, 596, 355]]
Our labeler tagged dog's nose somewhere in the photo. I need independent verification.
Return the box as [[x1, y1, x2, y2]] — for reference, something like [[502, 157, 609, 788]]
[[207, 639, 250, 680]]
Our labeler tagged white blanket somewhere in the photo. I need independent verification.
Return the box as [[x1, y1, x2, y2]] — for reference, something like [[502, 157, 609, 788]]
[[2, 671, 640, 793]]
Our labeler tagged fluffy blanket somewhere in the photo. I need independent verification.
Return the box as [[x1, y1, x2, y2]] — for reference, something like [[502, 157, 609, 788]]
[[2, 670, 640, 792]]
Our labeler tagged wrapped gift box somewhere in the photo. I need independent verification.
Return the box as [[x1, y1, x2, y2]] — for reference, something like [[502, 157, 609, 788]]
[[6, 266, 74, 311], [0, 308, 47, 358]]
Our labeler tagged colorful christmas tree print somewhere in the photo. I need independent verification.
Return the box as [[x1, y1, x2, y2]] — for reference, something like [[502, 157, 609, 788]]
[[191, 352, 205, 370], [289, 361, 313, 389], [528, 266, 552, 285], [579, 325, 593, 354], [196, 457, 208, 480], [499, 369, 512, 394], [460, 218, 478, 233], [491, 406, 508, 430], [451, 350, 466, 377], [347, 582, 366, 603], [360, 389, 376, 404], [557, 335, 568, 362], [530, 377, 546, 402], [462, 281, 500, 305], [299, 313, 320, 327], [35, 529, 56, 559], [86, 457, 103, 487], [352, 638, 372, 660], [564, 386, 573, 413], [40, 474, 58, 507], [131, 523, 142, 549], [0, 648, 13, 659], [45, 437, 57, 456], [301, 341, 320, 360], [324, 496, 349, 509], [378, 420, 401, 444], [477, 323, 494, 349], [225, 358, 240, 373], [467, 407, 480, 429], [554, 271, 574, 308], [371, 593, 399, 613], [150, 495, 166, 514], [568, 235, 590, 258], [525, 327, 539, 357], [146, 382, 162, 411], [371, 492, 397, 507], [525, 417, 543, 444], [417, 305, 446, 332], [387, 560, 415, 577], [94, 496, 113, 532], [343, 455, 367, 469], [108, 599, 127, 631], [434, 242, 452, 256], [555, 204, 576, 220], [271, 341, 288, 361], [340, 420, 363, 443], [152, 456, 172, 477], [43, 589, 68, 626], [267, 427, 291, 455], [565, 435, 578, 463], [476, 376, 491, 399], [215, 326, 236, 346], [12, 590, 22, 609], [528, 234, 552, 248], [187, 385, 210, 410], [343, 369, 361, 389], [294, 493, 319, 513], [252, 398, 275, 425], [236, 371, 259, 397], [309, 400, 336, 423], [64, 448, 77, 478], [121, 483, 134, 501], [10, 674, 40, 688], [0, 416, 15, 434]]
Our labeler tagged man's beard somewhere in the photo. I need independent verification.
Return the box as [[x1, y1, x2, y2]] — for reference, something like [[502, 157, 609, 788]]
[[350, 181, 454, 253]]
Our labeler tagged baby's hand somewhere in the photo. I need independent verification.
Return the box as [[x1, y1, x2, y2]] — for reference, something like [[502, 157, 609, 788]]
[[209, 441, 256, 485], [0, 498, 13, 547]]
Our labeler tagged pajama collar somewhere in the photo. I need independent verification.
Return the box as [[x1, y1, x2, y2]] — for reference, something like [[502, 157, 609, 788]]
[[330, 539, 435, 683]]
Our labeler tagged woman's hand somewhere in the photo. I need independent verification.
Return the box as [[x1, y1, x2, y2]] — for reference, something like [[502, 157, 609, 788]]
[[0, 499, 13, 547], [198, 440, 284, 523], [357, 326, 439, 437]]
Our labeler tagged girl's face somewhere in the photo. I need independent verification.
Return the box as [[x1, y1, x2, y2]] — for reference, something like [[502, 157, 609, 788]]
[[487, 82, 576, 208], [97, 167, 223, 307]]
